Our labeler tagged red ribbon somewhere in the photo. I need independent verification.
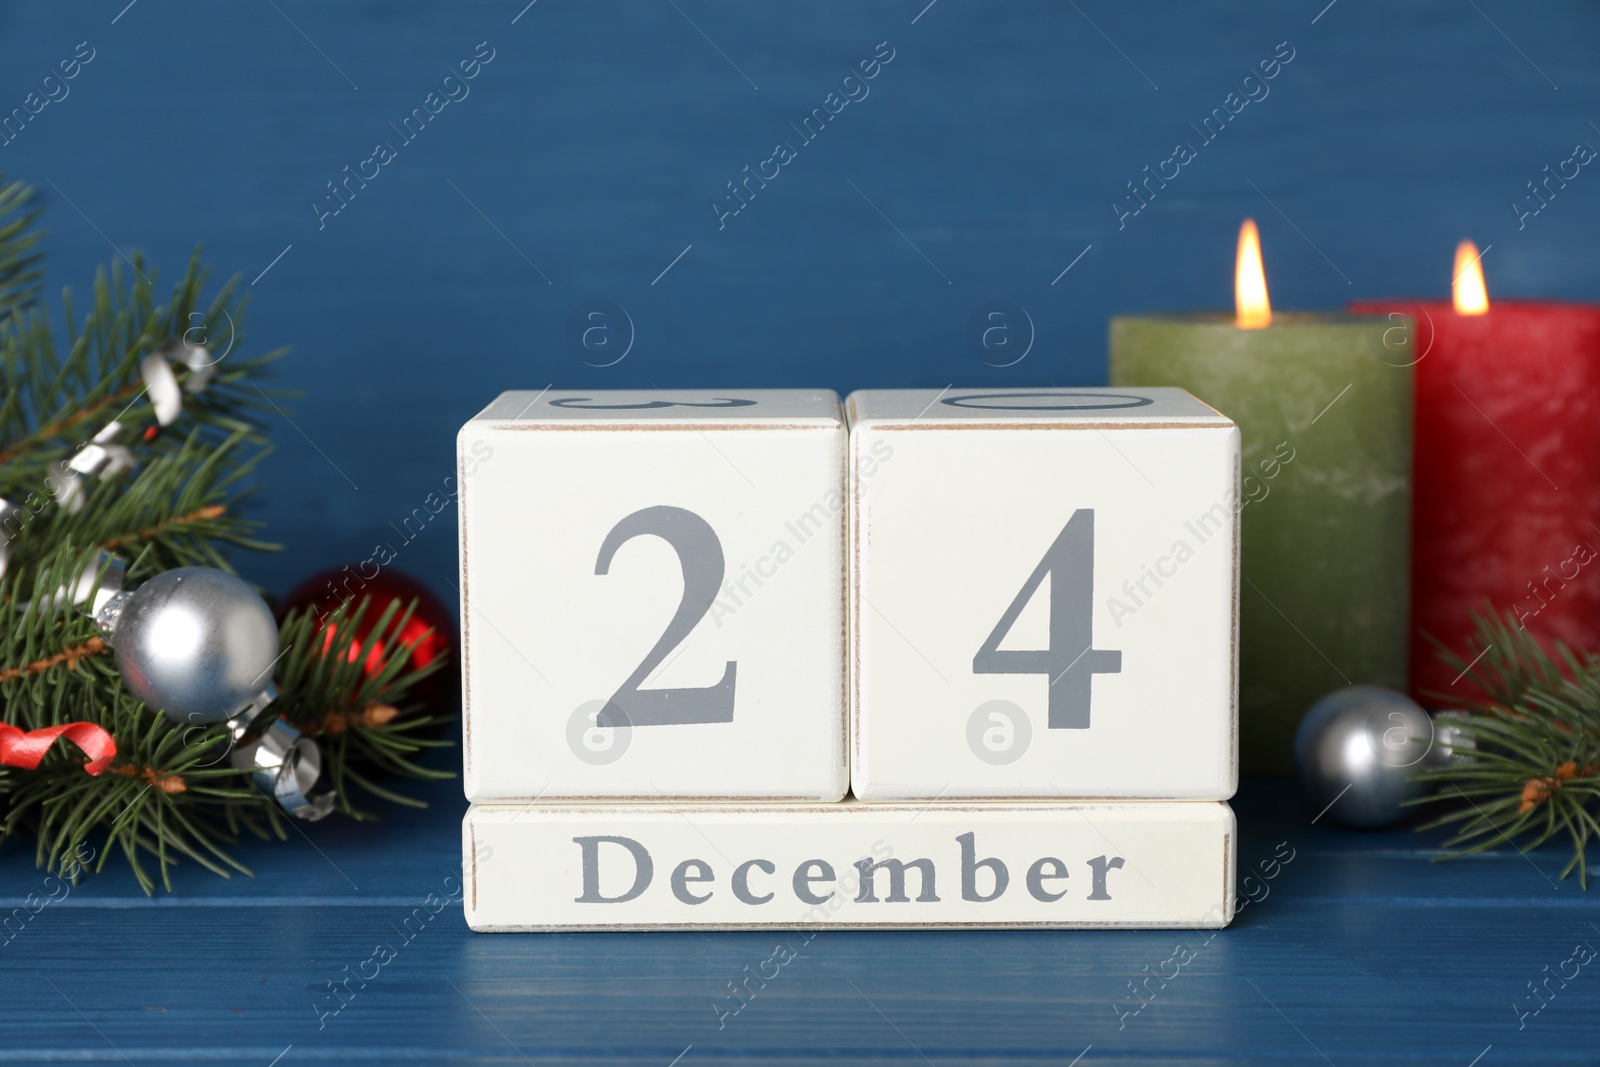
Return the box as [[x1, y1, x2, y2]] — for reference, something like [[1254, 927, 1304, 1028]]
[[0, 721, 117, 775]]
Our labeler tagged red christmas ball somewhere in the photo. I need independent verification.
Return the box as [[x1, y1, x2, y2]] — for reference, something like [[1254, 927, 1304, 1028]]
[[276, 566, 456, 714]]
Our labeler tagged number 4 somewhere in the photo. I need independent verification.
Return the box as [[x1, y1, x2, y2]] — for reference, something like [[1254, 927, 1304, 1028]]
[[973, 509, 1121, 729]]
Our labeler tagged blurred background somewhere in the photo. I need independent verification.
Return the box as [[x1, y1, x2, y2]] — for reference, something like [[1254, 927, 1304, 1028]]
[[2, 0, 1595, 603]]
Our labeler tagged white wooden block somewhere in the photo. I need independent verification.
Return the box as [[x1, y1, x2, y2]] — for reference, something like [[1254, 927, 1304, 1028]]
[[464, 799, 1235, 931], [458, 389, 848, 802], [848, 388, 1239, 800]]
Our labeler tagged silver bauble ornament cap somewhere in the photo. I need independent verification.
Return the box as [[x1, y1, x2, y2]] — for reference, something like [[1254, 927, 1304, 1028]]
[[112, 567, 280, 724], [1294, 685, 1436, 830]]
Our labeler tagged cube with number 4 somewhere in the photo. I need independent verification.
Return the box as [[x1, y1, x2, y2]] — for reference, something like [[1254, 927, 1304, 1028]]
[[848, 388, 1239, 800], [459, 389, 848, 802]]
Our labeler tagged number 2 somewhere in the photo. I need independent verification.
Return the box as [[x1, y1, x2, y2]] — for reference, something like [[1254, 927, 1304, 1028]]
[[973, 509, 1121, 729], [594, 506, 736, 727]]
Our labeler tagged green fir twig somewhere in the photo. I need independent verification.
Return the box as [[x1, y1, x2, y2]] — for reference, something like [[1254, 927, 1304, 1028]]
[[1412, 609, 1600, 887], [0, 174, 452, 894]]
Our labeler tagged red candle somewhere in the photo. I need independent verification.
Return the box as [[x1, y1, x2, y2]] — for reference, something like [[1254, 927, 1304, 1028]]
[[1353, 243, 1600, 703]]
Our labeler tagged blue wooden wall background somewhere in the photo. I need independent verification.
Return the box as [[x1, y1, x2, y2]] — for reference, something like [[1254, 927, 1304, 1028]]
[[2, 0, 1597, 601]]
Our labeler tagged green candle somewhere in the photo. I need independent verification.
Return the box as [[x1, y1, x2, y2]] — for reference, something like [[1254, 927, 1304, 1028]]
[[1109, 224, 1413, 774]]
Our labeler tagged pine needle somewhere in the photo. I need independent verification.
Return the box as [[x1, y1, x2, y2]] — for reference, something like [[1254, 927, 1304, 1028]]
[[1413, 609, 1600, 887], [0, 174, 452, 893]]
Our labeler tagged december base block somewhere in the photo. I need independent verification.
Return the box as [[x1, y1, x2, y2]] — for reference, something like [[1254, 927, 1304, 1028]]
[[464, 800, 1235, 931]]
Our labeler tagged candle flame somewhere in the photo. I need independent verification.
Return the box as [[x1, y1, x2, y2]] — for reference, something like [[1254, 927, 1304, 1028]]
[[1453, 240, 1489, 315], [1235, 219, 1271, 329]]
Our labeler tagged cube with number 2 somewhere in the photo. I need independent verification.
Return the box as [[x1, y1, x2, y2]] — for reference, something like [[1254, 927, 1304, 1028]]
[[848, 388, 1239, 800], [459, 389, 848, 802]]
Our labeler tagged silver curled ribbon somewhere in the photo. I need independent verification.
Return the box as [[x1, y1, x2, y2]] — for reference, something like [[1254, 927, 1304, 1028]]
[[3, 336, 211, 551], [72, 552, 336, 821], [48, 338, 212, 513], [226, 694, 337, 821], [141, 338, 215, 424], [47, 421, 136, 513]]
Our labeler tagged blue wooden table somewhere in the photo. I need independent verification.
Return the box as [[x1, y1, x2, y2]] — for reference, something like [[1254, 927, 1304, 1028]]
[[3, 769, 1595, 1065]]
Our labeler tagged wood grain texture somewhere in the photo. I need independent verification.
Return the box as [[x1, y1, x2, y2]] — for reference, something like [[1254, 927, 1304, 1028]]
[[2, 1, 1597, 607], [1, 770, 1596, 1063]]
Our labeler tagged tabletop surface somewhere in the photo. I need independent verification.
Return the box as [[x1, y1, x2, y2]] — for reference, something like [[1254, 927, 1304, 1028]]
[[1, 771, 1595, 1066]]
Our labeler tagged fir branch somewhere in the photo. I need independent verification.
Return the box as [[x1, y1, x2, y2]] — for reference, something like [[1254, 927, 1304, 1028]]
[[1413, 610, 1600, 887], [274, 597, 453, 822], [0, 636, 107, 683], [0, 174, 453, 894], [0, 247, 289, 499], [3, 430, 276, 583], [2, 546, 452, 892], [101, 504, 228, 550], [0, 377, 143, 469], [0, 544, 128, 725], [2, 677, 268, 893], [0, 175, 44, 325]]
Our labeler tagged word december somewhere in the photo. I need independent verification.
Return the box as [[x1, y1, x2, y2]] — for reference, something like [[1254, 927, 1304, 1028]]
[[0, 41, 95, 147], [712, 41, 897, 230], [1512, 139, 1597, 230], [574, 833, 1124, 906], [312, 42, 496, 230], [1112, 41, 1296, 229], [1108, 440, 1295, 627]]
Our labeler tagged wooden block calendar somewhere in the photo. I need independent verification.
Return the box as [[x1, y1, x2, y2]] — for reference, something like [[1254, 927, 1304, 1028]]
[[457, 389, 849, 802], [465, 800, 1235, 932], [847, 388, 1240, 800], [458, 387, 1240, 932]]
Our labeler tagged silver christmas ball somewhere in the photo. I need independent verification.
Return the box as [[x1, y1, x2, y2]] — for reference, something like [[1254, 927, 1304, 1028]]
[[1294, 685, 1435, 829], [113, 567, 279, 724]]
